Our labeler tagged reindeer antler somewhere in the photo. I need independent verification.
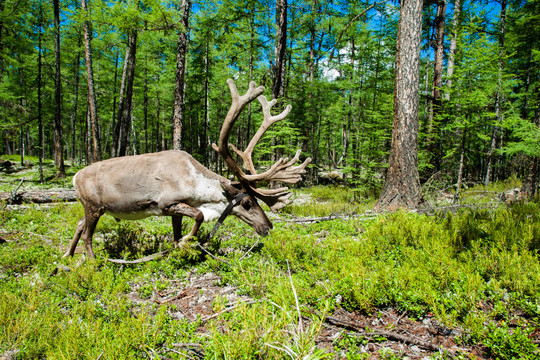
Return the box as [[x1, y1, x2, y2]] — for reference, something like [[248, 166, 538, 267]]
[[212, 79, 311, 211]]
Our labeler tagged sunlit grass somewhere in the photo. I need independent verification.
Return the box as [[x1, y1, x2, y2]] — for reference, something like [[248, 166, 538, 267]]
[[0, 174, 539, 358]]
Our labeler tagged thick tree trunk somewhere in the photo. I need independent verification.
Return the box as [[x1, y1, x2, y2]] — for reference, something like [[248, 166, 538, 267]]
[[53, 0, 65, 177], [173, 0, 191, 151], [82, 0, 100, 162], [484, 0, 506, 185], [375, 0, 423, 211]]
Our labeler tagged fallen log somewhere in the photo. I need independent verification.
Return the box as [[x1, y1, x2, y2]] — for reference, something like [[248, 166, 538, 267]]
[[0, 189, 78, 205]]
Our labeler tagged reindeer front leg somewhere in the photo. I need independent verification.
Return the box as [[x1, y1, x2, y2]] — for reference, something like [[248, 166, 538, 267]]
[[164, 204, 204, 246], [64, 216, 86, 258]]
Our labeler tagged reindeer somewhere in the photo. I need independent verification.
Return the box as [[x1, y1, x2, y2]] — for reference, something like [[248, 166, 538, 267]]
[[64, 79, 311, 259]]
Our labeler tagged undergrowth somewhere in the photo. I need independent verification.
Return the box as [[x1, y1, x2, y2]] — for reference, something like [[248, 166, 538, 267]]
[[0, 179, 539, 358]]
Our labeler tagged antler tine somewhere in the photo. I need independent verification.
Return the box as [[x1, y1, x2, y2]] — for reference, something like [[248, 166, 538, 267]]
[[229, 95, 291, 175], [251, 187, 293, 211], [212, 79, 265, 181]]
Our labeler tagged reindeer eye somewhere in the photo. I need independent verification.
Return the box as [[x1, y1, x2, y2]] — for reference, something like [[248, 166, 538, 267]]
[[242, 199, 252, 210]]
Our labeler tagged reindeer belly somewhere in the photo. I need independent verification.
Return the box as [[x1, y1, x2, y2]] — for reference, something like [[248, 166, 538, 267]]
[[106, 207, 164, 220]]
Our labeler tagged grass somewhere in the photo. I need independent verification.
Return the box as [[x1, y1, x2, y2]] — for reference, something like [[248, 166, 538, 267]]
[[0, 155, 82, 192], [0, 165, 539, 358]]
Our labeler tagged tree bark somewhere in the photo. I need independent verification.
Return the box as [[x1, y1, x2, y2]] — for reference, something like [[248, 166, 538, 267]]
[[112, 47, 129, 157], [444, 0, 461, 101], [117, 30, 138, 157], [484, 0, 506, 185], [37, 7, 44, 183], [81, 0, 101, 162], [53, 0, 65, 177], [375, 0, 424, 211], [143, 55, 149, 154], [0, 190, 78, 205], [173, 0, 191, 151], [272, 0, 287, 100], [70, 33, 82, 163], [521, 98, 540, 199], [426, 0, 447, 170], [0, 0, 5, 78]]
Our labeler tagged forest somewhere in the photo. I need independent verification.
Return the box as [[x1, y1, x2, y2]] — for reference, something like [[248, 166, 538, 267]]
[[0, 0, 538, 201], [1, 0, 540, 359]]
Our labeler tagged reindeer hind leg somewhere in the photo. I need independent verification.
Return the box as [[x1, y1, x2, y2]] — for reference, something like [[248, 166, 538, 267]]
[[81, 214, 100, 259]]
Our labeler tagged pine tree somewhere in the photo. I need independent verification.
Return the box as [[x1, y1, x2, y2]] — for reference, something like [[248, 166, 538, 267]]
[[376, 0, 424, 210]]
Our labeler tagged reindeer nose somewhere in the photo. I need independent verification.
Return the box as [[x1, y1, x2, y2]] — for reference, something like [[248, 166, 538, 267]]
[[257, 225, 271, 237]]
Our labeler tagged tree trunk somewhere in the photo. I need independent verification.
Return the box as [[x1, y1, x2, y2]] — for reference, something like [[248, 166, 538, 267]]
[[521, 99, 540, 199], [484, 0, 506, 185], [155, 74, 161, 152], [426, 0, 446, 171], [82, 0, 101, 162], [53, 0, 65, 177], [112, 47, 129, 157], [143, 55, 149, 154], [70, 33, 82, 163], [272, 0, 287, 100], [37, 7, 44, 183], [375, 0, 424, 211], [203, 41, 210, 165], [0, 0, 5, 78], [173, 0, 191, 151], [108, 50, 119, 156], [0, 190, 78, 205], [444, 0, 461, 101], [118, 30, 138, 157], [453, 128, 467, 205]]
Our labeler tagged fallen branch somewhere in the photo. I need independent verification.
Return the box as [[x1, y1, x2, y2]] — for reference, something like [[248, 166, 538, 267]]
[[0, 189, 78, 205], [418, 202, 502, 215], [275, 213, 377, 224], [196, 243, 231, 265], [107, 249, 171, 264], [200, 299, 257, 323], [323, 314, 444, 353]]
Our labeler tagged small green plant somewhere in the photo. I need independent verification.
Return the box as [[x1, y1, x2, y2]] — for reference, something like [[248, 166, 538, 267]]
[[333, 332, 369, 359], [482, 322, 538, 360], [102, 222, 169, 259]]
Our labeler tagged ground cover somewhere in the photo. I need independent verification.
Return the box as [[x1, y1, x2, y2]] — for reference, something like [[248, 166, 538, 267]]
[[0, 161, 539, 359]]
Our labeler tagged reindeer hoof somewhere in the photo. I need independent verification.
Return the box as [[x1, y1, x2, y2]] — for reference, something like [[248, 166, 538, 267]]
[[175, 236, 193, 248]]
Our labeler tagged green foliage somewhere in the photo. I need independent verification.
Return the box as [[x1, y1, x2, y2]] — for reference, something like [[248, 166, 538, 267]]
[[333, 332, 370, 359], [283, 186, 375, 217], [1, 174, 540, 359], [482, 322, 538, 360]]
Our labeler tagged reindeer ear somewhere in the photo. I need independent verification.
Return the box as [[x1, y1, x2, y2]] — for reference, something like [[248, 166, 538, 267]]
[[219, 179, 243, 196]]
